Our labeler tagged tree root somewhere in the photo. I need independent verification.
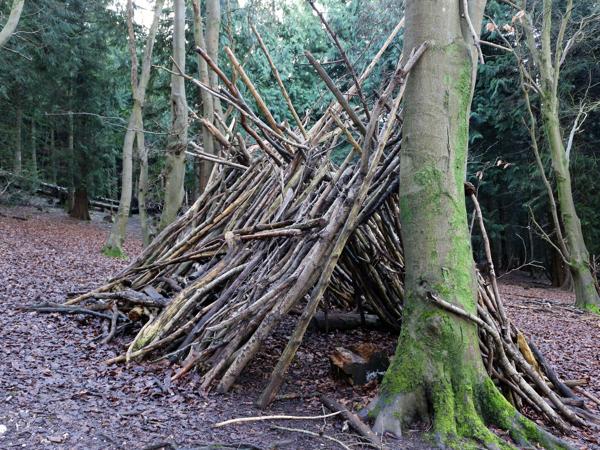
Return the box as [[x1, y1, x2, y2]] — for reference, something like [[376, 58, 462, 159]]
[[370, 377, 573, 449]]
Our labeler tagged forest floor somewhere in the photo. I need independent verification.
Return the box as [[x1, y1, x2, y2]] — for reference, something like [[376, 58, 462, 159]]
[[0, 203, 599, 450]]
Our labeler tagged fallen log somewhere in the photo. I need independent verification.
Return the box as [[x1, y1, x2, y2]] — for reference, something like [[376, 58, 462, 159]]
[[309, 312, 385, 331]]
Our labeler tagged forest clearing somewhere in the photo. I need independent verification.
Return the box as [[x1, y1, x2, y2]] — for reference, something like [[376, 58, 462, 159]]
[[2, 0, 600, 449]]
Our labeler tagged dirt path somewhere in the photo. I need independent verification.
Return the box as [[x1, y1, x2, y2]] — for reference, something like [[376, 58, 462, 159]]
[[0, 205, 598, 449]]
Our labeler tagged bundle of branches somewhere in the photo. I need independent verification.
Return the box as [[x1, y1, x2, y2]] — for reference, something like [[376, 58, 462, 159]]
[[54, 32, 598, 435]]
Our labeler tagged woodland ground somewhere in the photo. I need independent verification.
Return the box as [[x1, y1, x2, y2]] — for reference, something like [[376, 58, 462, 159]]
[[0, 203, 598, 450]]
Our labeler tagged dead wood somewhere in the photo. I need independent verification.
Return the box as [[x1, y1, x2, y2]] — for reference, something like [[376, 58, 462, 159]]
[[320, 393, 383, 448], [50, 36, 596, 436]]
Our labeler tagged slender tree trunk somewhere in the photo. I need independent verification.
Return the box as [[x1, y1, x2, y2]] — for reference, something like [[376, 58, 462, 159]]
[[30, 119, 38, 185], [50, 127, 57, 184], [103, 0, 164, 257], [372, 2, 559, 446], [206, 0, 222, 118], [0, 0, 25, 47], [104, 109, 137, 256], [536, 0, 600, 310], [159, 0, 188, 230], [192, 0, 218, 194], [136, 109, 150, 246], [66, 110, 75, 211], [14, 106, 22, 175], [543, 105, 599, 309]]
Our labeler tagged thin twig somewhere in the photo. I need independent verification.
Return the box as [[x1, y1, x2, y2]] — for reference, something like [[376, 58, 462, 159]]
[[213, 411, 341, 428], [270, 425, 351, 450]]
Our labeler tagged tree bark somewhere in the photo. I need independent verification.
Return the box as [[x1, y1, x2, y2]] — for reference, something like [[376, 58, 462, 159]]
[[50, 127, 57, 184], [0, 0, 25, 47], [14, 105, 22, 176], [371, 1, 564, 446], [158, 0, 188, 230], [536, 0, 600, 311], [103, 0, 164, 257], [30, 119, 38, 185], [136, 109, 150, 247], [66, 110, 75, 211], [192, 0, 219, 194], [69, 187, 90, 220], [205, 0, 222, 118]]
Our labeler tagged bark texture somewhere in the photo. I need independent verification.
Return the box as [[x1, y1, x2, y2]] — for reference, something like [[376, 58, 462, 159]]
[[372, 1, 569, 447], [192, 0, 220, 194], [14, 106, 22, 176], [159, 0, 188, 230]]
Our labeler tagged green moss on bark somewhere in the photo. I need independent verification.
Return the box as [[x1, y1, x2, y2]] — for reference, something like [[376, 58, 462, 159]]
[[101, 245, 127, 259]]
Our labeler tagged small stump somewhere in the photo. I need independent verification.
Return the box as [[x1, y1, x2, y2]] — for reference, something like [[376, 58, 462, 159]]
[[330, 343, 389, 385]]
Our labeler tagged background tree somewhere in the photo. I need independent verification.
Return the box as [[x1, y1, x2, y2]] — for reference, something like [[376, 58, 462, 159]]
[[0, 0, 24, 47], [103, 0, 165, 257], [159, 0, 188, 230], [517, 0, 600, 310]]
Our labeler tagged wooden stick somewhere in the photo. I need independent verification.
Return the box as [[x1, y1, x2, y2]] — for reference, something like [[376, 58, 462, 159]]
[[213, 411, 341, 428], [224, 46, 285, 139], [270, 425, 351, 450], [251, 25, 308, 139], [319, 394, 383, 448], [305, 51, 367, 136]]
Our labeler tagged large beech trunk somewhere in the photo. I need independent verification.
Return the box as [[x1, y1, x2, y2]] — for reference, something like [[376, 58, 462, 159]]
[[372, 1, 568, 447]]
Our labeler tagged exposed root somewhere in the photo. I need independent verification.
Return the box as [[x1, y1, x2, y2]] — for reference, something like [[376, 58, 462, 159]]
[[372, 375, 573, 449]]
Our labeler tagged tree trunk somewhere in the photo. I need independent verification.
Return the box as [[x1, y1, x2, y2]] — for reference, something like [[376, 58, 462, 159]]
[[206, 0, 222, 119], [159, 0, 188, 230], [544, 109, 599, 309], [66, 110, 75, 211], [14, 106, 22, 176], [50, 127, 57, 184], [103, 0, 164, 257], [30, 119, 38, 185], [537, 0, 600, 311], [104, 108, 137, 257], [192, 0, 218, 194], [136, 110, 150, 247], [0, 0, 25, 47], [69, 187, 90, 220], [371, 2, 562, 446]]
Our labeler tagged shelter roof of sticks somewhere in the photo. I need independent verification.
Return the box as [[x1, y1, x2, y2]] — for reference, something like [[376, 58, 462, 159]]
[[50, 18, 598, 435]]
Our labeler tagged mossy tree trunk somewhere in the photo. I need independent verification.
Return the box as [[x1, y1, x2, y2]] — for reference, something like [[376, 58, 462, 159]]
[[535, 0, 600, 311], [159, 0, 188, 230], [372, 2, 567, 448]]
